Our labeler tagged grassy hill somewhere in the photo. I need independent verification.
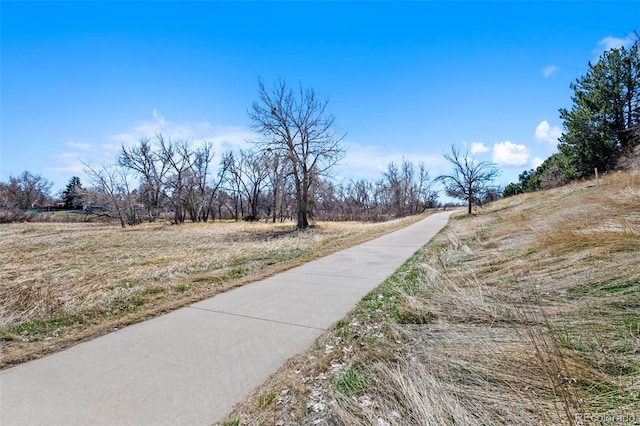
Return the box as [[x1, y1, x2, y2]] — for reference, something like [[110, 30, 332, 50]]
[[223, 169, 639, 425]]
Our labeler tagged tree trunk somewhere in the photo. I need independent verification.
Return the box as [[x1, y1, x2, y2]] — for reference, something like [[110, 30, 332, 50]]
[[272, 187, 277, 223], [296, 193, 308, 229], [297, 210, 308, 229]]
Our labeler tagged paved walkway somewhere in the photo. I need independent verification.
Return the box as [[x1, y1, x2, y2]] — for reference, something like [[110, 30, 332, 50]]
[[1, 211, 454, 425]]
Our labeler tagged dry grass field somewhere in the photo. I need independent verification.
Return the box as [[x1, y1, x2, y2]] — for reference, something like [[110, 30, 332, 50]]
[[0, 216, 424, 368], [222, 170, 639, 425]]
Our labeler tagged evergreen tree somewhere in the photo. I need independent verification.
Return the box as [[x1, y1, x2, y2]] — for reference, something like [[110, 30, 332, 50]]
[[62, 176, 83, 208], [534, 153, 578, 189], [558, 42, 640, 177], [502, 183, 521, 198]]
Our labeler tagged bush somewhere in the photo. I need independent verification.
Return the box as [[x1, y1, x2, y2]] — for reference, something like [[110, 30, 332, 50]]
[[0, 209, 36, 223]]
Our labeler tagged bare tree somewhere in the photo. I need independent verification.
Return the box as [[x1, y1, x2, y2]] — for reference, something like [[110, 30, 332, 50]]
[[263, 149, 292, 223], [221, 151, 244, 221], [182, 141, 215, 222], [383, 161, 405, 216], [249, 78, 346, 229], [377, 159, 436, 218], [119, 135, 218, 223], [235, 149, 271, 220], [339, 179, 373, 221], [313, 178, 339, 220], [84, 163, 140, 227], [435, 145, 500, 215], [3, 171, 53, 210], [200, 151, 233, 222], [415, 162, 438, 212], [157, 136, 197, 224], [118, 137, 170, 221]]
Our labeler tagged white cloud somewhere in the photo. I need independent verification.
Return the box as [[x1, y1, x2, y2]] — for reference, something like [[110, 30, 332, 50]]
[[597, 36, 633, 51], [336, 142, 448, 182], [152, 108, 166, 126], [594, 36, 634, 57], [470, 142, 490, 154], [532, 156, 545, 169], [535, 120, 562, 147], [49, 152, 86, 174], [337, 144, 389, 180], [65, 141, 92, 150], [542, 65, 558, 78], [492, 141, 530, 167], [106, 110, 254, 157], [48, 111, 258, 191]]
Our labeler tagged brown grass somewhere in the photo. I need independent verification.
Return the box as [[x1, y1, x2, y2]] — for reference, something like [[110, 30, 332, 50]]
[[221, 169, 639, 425], [0, 216, 426, 368]]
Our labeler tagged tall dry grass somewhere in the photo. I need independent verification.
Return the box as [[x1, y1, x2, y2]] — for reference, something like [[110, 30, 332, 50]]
[[221, 169, 639, 425], [1, 217, 423, 368], [339, 170, 639, 424]]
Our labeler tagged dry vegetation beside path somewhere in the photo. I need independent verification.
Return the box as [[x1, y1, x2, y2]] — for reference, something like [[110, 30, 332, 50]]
[[222, 170, 639, 425], [0, 216, 425, 368]]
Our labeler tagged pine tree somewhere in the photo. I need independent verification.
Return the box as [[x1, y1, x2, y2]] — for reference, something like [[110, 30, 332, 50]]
[[558, 42, 639, 177], [61, 176, 83, 208]]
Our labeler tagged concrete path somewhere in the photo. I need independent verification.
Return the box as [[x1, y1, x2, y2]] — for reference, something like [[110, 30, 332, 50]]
[[1, 211, 454, 425]]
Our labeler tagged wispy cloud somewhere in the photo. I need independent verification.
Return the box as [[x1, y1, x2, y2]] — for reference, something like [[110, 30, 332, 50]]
[[470, 142, 490, 154], [106, 110, 254, 155], [65, 141, 92, 150], [542, 65, 558, 78], [593, 35, 634, 58], [49, 152, 86, 174], [152, 108, 166, 126], [492, 141, 530, 167], [336, 142, 448, 182], [48, 110, 258, 189], [532, 156, 545, 169], [535, 120, 562, 148]]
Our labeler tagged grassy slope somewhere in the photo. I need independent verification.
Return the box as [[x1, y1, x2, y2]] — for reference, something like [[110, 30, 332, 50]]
[[0, 216, 425, 368], [222, 170, 639, 425]]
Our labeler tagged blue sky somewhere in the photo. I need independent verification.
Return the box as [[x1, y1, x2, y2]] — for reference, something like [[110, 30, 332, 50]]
[[1, 1, 638, 195]]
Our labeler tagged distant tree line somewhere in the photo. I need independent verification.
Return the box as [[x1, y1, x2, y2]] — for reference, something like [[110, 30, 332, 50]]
[[88, 132, 442, 227], [3, 78, 510, 226], [0, 153, 440, 226], [2, 79, 452, 226], [504, 33, 639, 197]]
